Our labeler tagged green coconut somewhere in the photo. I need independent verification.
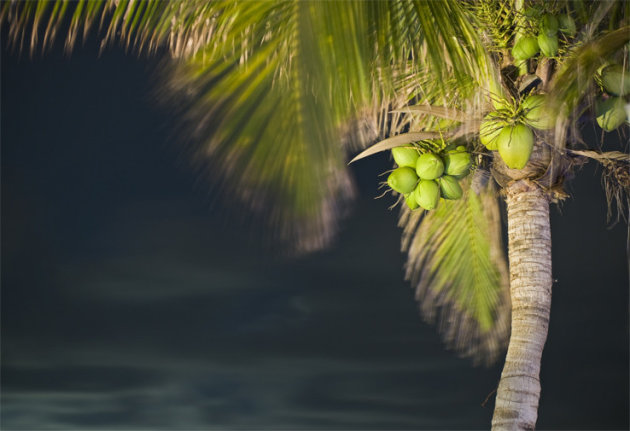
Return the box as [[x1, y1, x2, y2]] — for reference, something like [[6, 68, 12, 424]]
[[541, 14, 559, 34], [537, 32, 558, 57], [479, 114, 505, 150], [601, 64, 630, 96], [596, 97, 627, 132], [443, 149, 471, 177], [497, 124, 534, 170], [404, 193, 420, 210], [391, 146, 419, 168], [558, 14, 576, 36], [439, 175, 463, 200], [387, 167, 418, 194], [415, 152, 444, 180], [414, 180, 440, 210], [512, 36, 539, 61], [521, 94, 553, 130]]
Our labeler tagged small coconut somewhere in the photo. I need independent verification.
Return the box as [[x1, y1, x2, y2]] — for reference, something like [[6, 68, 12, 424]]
[[596, 97, 627, 132], [558, 14, 576, 36], [414, 180, 440, 210], [522, 94, 553, 130], [439, 175, 463, 200], [391, 146, 419, 168], [404, 193, 419, 210], [416, 152, 445, 180], [497, 124, 534, 170], [443, 149, 471, 177], [512, 36, 539, 61], [479, 114, 504, 150], [601, 64, 630, 96], [541, 14, 559, 35], [537, 32, 558, 57], [387, 167, 418, 194]]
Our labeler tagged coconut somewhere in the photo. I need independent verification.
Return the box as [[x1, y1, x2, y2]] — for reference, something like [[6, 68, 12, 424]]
[[558, 14, 576, 36], [416, 152, 444, 180], [443, 149, 471, 177], [522, 94, 553, 129], [439, 175, 463, 200], [512, 36, 539, 61], [414, 180, 440, 210], [479, 114, 504, 150], [391, 146, 419, 168], [541, 14, 558, 34], [601, 64, 630, 96], [404, 193, 419, 210], [596, 97, 627, 132], [537, 32, 558, 57], [497, 124, 534, 169], [387, 167, 418, 194]]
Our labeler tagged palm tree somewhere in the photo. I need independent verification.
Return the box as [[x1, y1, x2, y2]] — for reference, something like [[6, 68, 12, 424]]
[[2, 1, 628, 429]]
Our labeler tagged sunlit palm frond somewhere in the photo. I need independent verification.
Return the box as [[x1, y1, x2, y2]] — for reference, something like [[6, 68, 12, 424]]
[[399, 170, 510, 365], [158, 1, 364, 253], [0, 0, 234, 56]]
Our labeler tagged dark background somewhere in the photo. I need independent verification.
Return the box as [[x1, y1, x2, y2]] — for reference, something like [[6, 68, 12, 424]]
[[2, 39, 628, 430]]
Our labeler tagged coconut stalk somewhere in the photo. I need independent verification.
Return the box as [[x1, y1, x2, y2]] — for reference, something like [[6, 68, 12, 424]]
[[492, 179, 552, 430]]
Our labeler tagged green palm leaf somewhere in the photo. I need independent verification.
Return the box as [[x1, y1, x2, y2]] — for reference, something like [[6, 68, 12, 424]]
[[399, 171, 510, 365], [159, 1, 363, 252]]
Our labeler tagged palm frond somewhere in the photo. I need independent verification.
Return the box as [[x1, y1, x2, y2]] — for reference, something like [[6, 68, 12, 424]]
[[399, 170, 510, 365], [158, 1, 368, 253], [0, 0, 239, 56], [466, 0, 516, 52], [1, 0, 502, 253], [349, 132, 442, 163]]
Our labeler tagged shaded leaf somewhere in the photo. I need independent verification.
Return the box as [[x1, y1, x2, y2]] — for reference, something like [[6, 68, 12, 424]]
[[349, 132, 441, 164]]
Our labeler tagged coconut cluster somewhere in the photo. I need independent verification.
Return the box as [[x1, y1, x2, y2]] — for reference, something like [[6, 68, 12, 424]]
[[512, 12, 575, 62], [595, 64, 630, 132], [387, 146, 471, 211], [479, 93, 552, 170]]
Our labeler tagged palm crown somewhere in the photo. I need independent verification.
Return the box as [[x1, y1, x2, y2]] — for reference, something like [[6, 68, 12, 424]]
[[2, 0, 629, 429]]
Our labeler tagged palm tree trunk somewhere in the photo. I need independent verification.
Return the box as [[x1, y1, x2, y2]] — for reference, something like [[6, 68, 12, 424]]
[[492, 179, 552, 430]]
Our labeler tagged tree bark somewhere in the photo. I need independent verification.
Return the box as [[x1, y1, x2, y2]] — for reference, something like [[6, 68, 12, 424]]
[[492, 180, 552, 430]]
